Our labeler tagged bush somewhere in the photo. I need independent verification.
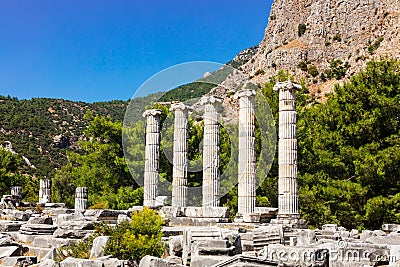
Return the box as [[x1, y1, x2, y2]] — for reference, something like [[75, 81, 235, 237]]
[[298, 24, 307, 37], [333, 34, 342, 42], [308, 65, 319, 77], [254, 69, 265, 76], [298, 61, 308, 71], [326, 59, 350, 79], [102, 207, 165, 264], [58, 207, 165, 264], [368, 37, 384, 54]]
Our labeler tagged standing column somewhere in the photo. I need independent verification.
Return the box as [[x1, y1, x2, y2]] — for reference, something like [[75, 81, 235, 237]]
[[10, 186, 22, 199], [75, 187, 88, 212], [201, 96, 222, 207], [273, 81, 301, 220], [234, 89, 257, 215], [39, 179, 52, 204], [171, 103, 190, 208], [143, 109, 162, 207]]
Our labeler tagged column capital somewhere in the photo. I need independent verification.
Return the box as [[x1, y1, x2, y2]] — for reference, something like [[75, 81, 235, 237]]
[[200, 95, 223, 106], [273, 81, 302, 92], [142, 109, 162, 117], [170, 102, 192, 112], [234, 89, 256, 100]]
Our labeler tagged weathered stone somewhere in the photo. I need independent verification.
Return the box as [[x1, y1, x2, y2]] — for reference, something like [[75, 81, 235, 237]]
[[20, 224, 57, 235], [171, 103, 191, 208], [183, 207, 229, 218], [1, 256, 37, 266], [74, 187, 88, 212], [143, 109, 162, 207], [39, 259, 60, 267], [234, 89, 257, 216], [39, 179, 52, 204], [53, 228, 93, 239], [0, 246, 20, 258], [383, 224, 400, 233], [0, 220, 24, 232], [200, 96, 222, 208], [139, 255, 184, 267], [60, 257, 104, 267], [274, 81, 301, 221], [28, 216, 53, 225], [169, 236, 183, 256], [89, 236, 110, 259], [190, 255, 229, 267]]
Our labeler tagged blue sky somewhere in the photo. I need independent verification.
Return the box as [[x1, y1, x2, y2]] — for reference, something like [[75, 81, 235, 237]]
[[0, 0, 272, 102]]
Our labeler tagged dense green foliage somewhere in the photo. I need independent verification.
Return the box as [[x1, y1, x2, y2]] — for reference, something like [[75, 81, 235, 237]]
[[52, 111, 143, 208], [297, 60, 400, 229], [0, 148, 38, 201]]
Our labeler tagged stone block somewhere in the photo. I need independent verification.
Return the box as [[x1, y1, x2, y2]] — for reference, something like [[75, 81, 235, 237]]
[[28, 216, 53, 225], [39, 259, 60, 267], [53, 228, 93, 239], [89, 236, 110, 259], [383, 224, 400, 233], [0, 246, 20, 258], [139, 255, 184, 267], [190, 255, 228, 267], [242, 213, 260, 223], [322, 224, 338, 232], [1, 256, 37, 266], [183, 207, 229, 218], [0, 220, 24, 232], [60, 257, 104, 267]]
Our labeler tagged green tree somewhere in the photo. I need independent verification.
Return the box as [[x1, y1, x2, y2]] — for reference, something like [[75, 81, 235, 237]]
[[53, 111, 141, 208]]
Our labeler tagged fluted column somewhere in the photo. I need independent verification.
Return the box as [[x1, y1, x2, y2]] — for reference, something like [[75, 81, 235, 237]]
[[75, 187, 88, 212], [200, 96, 222, 207], [171, 103, 191, 207], [39, 179, 51, 204], [235, 89, 257, 215], [143, 109, 162, 207], [274, 81, 301, 220], [10, 186, 22, 199]]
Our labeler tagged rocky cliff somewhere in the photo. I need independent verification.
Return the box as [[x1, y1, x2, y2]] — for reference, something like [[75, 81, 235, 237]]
[[234, 0, 400, 97]]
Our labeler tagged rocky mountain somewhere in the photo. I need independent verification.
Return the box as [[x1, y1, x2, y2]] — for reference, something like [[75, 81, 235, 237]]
[[224, 0, 400, 98]]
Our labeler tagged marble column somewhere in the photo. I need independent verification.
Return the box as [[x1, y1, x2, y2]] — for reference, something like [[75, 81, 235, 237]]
[[143, 109, 162, 207], [39, 179, 51, 204], [234, 89, 257, 215], [200, 96, 222, 207], [75, 187, 88, 212], [171, 103, 191, 207], [273, 81, 302, 220], [10, 186, 22, 199]]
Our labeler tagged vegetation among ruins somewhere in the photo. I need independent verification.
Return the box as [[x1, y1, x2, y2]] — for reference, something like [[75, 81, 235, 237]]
[[59, 208, 164, 264], [0, 59, 399, 229]]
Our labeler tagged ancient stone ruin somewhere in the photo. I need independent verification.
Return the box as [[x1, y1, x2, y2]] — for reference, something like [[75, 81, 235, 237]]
[[0, 82, 399, 267]]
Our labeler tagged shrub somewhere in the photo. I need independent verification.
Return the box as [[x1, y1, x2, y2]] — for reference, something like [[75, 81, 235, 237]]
[[58, 208, 165, 265], [298, 24, 307, 37], [368, 37, 384, 54], [333, 34, 342, 42], [308, 65, 319, 77], [326, 59, 350, 79], [254, 69, 265, 76], [298, 61, 308, 71], [103, 207, 165, 264]]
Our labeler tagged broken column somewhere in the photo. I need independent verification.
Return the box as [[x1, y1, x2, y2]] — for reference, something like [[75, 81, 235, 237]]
[[10, 186, 22, 199], [171, 103, 190, 208], [74, 187, 88, 212], [143, 109, 162, 207], [201, 96, 222, 207], [234, 89, 257, 216], [273, 81, 302, 221], [39, 179, 51, 204]]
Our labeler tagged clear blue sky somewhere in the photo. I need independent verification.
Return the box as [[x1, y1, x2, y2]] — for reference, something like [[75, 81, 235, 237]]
[[0, 0, 272, 102]]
